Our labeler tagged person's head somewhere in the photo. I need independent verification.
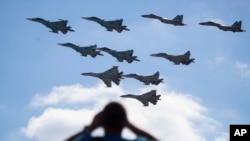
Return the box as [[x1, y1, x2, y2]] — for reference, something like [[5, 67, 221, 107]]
[[102, 102, 127, 133]]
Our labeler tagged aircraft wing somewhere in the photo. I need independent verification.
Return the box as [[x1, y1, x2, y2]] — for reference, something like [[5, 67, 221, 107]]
[[232, 21, 242, 27], [60, 43, 79, 48], [78, 47, 89, 53], [149, 95, 161, 105], [142, 90, 160, 105], [103, 66, 119, 75], [184, 51, 191, 58], [141, 90, 156, 99], [58, 43, 79, 51], [143, 81, 151, 85], [149, 99, 158, 105], [61, 29, 68, 34], [79, 52, 88, 56], [181, 58, 195, 65], [140, 100, 149, 106], [112, 78, 121, 85], [236, 21, 242, 28], [107, 19, 123, 26], [116, 57, 124, 62], [81, 47, 101, 57], [199, 21, 221, 27], [119, 50, 133, 56], [104, 26, 114, 31], [172, 59, 181, 65], [153, 71, 160, 78], [141, 14, 162, 20], [49, 27, 59, 33], [173, 15, 183, 21], [167, 56, 182, 65], [88, 53, 98, 58], [52, 20, 68, 27], [116, 19, 123, 26], [102, 79, 112, 87]]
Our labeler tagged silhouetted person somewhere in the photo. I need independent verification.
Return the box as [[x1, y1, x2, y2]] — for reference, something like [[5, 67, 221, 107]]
[[65, 102, 158, 141]]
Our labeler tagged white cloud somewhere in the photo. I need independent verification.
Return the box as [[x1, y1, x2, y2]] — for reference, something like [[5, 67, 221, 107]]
[[213, 133, 228, 141], [30, 83, 124, 107], [22, 108, 93, 141], [236, 61, 250, 77], [22, 83, 227, 141]]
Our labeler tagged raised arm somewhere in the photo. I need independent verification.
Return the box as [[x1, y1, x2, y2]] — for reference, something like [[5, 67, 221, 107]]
[[64, 112, 103, 141], [126, 120, 159, 141]]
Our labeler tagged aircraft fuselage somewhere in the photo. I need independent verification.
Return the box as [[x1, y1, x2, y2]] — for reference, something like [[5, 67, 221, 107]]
[[160, 19, 185, 26], [218, 26, 245, 32]]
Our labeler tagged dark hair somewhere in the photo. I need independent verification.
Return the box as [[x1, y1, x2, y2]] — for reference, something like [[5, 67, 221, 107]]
[[102, 102, 127, 130]]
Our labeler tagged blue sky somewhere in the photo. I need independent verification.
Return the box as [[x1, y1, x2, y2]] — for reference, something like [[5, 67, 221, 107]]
[[1, 0, 250, 141]]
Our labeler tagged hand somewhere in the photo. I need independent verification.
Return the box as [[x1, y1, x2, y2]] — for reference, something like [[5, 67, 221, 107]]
[[87, 111, 104, 132], [126, 120, 158, 141], [64, 112, 104, 141]]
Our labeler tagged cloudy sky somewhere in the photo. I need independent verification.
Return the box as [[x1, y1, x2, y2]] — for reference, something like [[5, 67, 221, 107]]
[[1, 0, 250, 141]]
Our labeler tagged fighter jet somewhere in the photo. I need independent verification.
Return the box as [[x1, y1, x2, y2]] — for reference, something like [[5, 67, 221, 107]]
[[199, 20, 246, 32], [81, 66, 123, 87], [97, 47, 140, 63], [150, 51, 195, 65], [123, 71, 163, 85], [26, 17, 75, 34], [58, 43, 103, 58], [141, 14, 186, 26], [82, 16, 130, 33], [120, 90, 161, 106]]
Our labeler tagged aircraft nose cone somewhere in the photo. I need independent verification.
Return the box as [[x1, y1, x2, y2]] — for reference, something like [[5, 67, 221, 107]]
[[150, 54, 158, 57], [26, 18, 34, 21], [199, 22, 206, 25], [141, 14, 149, 18], [81, 73, 88, 76], [82, 17, 92, 20]]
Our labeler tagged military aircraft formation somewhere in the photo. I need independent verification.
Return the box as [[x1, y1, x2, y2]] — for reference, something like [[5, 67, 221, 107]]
[[57, 43, 140, 63], [27, 14, 246, 106], [27, 15, 246, 34], [81, 67, 164, 87]]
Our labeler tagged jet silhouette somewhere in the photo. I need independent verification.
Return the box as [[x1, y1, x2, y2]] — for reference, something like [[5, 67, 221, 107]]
[[98, 47, 140, 63], [121, 90, 161, 106], [58, 43, 103, 58], [82, 16, 130, 33], [123, 71, 163, 85], [199, 20, 246, 32], [81, 66, 123, 87], [150, 51, 195, 65], [142, 14, 186, 26], [27, 17, 74, 34]]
